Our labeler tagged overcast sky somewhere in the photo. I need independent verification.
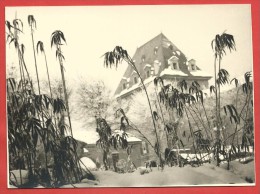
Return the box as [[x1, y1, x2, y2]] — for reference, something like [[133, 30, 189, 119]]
[[6, 4, 253, 92]]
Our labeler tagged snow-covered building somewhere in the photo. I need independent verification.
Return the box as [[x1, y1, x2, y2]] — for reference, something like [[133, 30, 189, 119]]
[[114, 33, 212, 99], [75, 129, 149, 168]]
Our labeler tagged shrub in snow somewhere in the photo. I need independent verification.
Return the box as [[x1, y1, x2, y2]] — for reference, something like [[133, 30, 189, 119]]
[[138, 167, 150, 175]]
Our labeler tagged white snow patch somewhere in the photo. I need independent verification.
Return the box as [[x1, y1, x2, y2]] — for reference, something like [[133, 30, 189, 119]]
[[80, 157, 97, 170], [160, 67, 188, 77], [190, 70, 212, 77], [131, 71, 137, 75], [180, 153, 213, 162], [127, 136, 142, 142], [144, 64, 151, 69], [143, 76, 156, 85]]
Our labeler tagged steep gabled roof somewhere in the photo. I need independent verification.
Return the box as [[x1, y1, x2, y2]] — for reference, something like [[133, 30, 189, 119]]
[[114, 33, 212, 97]]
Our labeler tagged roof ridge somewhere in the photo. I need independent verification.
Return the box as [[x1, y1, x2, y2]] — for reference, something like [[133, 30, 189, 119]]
[[136, 33, 166, 51]]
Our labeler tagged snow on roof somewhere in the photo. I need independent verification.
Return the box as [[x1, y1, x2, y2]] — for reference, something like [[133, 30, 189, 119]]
[[160, 67, 188, 77], [116, 76, 155, 98], [117, 82, 141, 97], [127, 136, 142, 142], [143, 64, 152, 69], [73, 122, 142, 145], [176, 51, 181, 56], [190, 70, 212, 77], [168, 55, 179, 61], [143, 76, 156, 85], [131, 71, 137, 75]]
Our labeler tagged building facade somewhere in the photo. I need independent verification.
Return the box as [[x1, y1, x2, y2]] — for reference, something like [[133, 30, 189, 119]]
[[77, 131, 150, 169], [114, 33, 212, 99]]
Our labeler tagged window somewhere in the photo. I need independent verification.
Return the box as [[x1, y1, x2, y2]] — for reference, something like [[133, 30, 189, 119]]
[[173, 63, 177, 70], [142, 55, 146, 62], [142, 141, 147, 154], [122, 83, 127, 90], [134, 77, 138, 84], [191, 64, 196, 70], [154, 47, 158, 55], [146, 70, 150, 78]]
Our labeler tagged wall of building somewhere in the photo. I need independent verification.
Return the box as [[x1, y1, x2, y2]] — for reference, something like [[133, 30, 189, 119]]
[[80, 141, 146, 169]]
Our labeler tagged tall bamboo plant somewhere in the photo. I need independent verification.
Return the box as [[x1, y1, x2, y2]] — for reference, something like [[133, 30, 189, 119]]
[[36, 41, 53, 98], [211, 32, 236, 166], [28, 15, 41, 95], [103, 46, 163, 166], [51, 30, 73, 137], [7, 17, 89, 187], [154, 77, 213, 165]]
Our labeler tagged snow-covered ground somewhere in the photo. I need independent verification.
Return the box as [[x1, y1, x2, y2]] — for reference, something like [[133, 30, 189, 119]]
[[60, 161, 255, 188]]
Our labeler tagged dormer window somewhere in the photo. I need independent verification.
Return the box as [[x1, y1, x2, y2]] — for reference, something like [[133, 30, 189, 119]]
[[143, 64, 152, 79], [188, 59, 197, 71], [168, 56, 179, 70]]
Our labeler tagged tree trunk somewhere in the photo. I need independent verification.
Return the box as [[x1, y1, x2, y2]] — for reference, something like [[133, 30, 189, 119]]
[[214, 56, 220, 166]]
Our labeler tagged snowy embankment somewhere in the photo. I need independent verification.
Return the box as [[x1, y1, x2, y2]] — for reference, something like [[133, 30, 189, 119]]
[[90, 163, 253, 187], [10, 160, 255, 188], [60, 161, 254, 188]]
